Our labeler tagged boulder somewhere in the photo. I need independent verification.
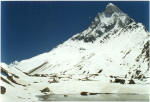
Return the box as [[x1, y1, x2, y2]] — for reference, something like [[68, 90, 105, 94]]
[[40, 87, 50, 93], [1, 86, 6, 94], [80, 92, 88, 96], [128, 79, 135, 84], [114, 78, 125, 84]]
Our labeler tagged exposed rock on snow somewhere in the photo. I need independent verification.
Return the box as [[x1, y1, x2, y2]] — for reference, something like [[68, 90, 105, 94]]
[[1, 86, 6, 94], [1, 3, 150, 102], [40, 87, 50, 93], [80, 92, 88, 96]]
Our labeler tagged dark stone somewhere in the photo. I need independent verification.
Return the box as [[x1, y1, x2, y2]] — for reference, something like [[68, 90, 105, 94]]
[[72, 34, 97, 43], [1, 86, 6, 94], [79, 48, 86, 50], [136, 70, 141, 75], [104, 22, 116, 32], [103, 34, 110, 40], [114, 78, 125, 84], [34, 74, 40, 77], [128, 79, 135, 84], [41, 74, 47, 77], [100, 40, 104, 43], [136, 75, 142, 79], [96, 30, 103, 35], [98, 69, 103, 73], [110, 75, 113, 78], [92, 74, 99, 76], [84, 35, 96, 43], [80, 92, 88, 96], [89, 93, 98, 95], [33, 82, 38, 83], [64, 95, 68, 97], [40, 87, 50, 93], [48, 78, 59, 83]]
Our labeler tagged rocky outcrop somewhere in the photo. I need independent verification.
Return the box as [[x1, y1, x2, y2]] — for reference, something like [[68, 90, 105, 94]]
[[1, 86, 6, 94]]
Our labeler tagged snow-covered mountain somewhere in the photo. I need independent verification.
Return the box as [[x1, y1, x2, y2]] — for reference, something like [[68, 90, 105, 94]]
[[8, 3, 149, 84], [1, 3, 149, 102]]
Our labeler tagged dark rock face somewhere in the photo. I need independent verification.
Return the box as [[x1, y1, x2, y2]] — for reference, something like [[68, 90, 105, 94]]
[[1, 77, 13, 86], [1, 86, 6, 94], [141, 41, 149, 60], [104, 3, 121, 17], [96, 30, 103, 35], [90, 15, 100, 29], [104, 21, 116, 33], [84, 35, 96, 43], [72, 35, 84, 41], [71, 3, 135, 43], [1, 67, 25, 86], [136, 41, 149, 63], [72, 35, 96, 43]]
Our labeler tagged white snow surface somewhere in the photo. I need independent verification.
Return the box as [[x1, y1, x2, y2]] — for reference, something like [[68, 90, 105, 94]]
[[1, 3, 150, 102], [11, 22, 149, 80]]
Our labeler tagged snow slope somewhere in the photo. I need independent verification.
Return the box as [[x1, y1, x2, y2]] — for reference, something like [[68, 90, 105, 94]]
[[9, 3, 150, 84], [1, 3, 150, 102]]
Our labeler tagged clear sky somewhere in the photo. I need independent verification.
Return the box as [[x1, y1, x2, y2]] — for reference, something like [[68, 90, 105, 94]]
[[1, 1, 149, 64]]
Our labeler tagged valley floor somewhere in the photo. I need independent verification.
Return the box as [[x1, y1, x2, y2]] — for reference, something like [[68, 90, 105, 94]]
[[1, 79, 149, 102]]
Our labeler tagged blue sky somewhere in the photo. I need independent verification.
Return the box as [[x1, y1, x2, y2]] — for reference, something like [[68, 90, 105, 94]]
[[1, 1, 149, 64]]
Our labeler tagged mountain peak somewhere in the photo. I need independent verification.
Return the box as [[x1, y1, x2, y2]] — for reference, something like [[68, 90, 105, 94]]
[[106, 3, 116, 7], [104, 3, 121, 17], [72, 3, 135, 42]]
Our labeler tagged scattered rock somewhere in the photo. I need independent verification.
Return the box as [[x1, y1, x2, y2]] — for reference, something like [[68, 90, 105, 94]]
[[41, 74, 47, 77], [91, 74, 99, 76], [98, 69, 103, 73], [40, 87, 50, 93], [80, 92, 88, 96], [110, 75, 113, 78], [64, 95, 68, 97], [1, 86, 6, 94], [33, 82, 38, 83], [79, 47, 86, 50], [1, 67, 24, 86], [81, 77, 91, 81], [89, 93, 98, 95], [114, 78, 125, 84], [33, 74, 40, 77], [136, 70, 141, 75], [48, 78, 59, 83], [128, 79, 135, 84], [1, 77, 14, 86]]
